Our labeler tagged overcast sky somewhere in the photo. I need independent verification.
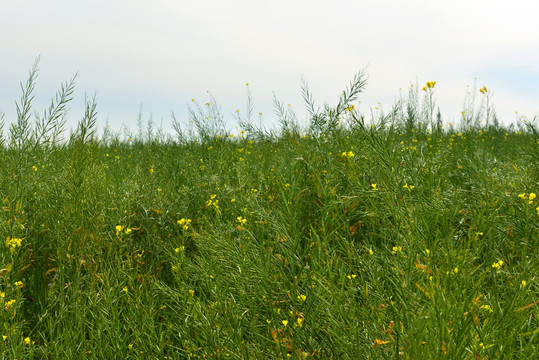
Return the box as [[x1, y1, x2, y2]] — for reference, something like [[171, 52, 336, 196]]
[[1, 0, 538, 135]]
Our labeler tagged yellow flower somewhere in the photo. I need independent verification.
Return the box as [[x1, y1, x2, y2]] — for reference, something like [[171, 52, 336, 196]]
[[5, 237, 22, 253], [189, 289, 195, 296], [368, 249, 373, 255], [479, 86, 488, 94], [403, 183, 414, 191], [115, 225, 124, 236], [529, 193, 536, 200], [480, 304, 493, 312], [282, 320, 289, 327], [297, 294, 306, 301], [24, 337, 31, 345], [14, 281, 23, 288], [518, 193, 527, 199], [522, 280, 527, 287], [392, 246, 402, 254], [492, 260, 504, 269], [425, 249, 430, 255], [177, 219, 192, 230], [32, 166, 37, 171], [236, 216, 247, 226], [370, 183, 378, 191]]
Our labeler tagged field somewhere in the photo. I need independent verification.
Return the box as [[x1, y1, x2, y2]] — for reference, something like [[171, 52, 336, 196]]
[[0, 65, 538, 359]]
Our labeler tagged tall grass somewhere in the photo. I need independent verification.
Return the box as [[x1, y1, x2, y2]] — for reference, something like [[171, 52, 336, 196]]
[[0, 60, 537, 359]]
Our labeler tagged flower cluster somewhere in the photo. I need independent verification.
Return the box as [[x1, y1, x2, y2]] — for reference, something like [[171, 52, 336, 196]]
[[422, 81, 436, 91], [177, 218, 192, 230], [5, 237, 22, 253], [115, 225, 132, 236]]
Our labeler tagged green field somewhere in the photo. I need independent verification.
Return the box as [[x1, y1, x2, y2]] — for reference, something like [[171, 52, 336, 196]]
[[0, 65, 538, 359]]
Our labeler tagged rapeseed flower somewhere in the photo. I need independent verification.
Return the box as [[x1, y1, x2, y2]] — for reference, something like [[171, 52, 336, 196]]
[[480, 304, 493, 312], [403, 183, 414, 191], [5, 237, 22, 253], [177, 218, 192, 230]]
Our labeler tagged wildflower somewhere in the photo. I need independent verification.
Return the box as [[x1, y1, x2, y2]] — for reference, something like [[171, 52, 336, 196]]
[[480, 304, 493, 312], [425, 249, 430, 255], [392, 246, 402, 254], [529, 193, 536, 200], [369, 249, 373, 255], [115, 225, 124, 236], [5, 237, 22, 253], [236, 216, 247, 226], [403, 183, 414, 191], [122, 286, 128, 293], [32, 166, 37, 171], [0, 292, 4, 298], [14, 281, 23, 289], [177, 218, 192, 230], [479, 86, 488, 94], [492, 260, 504, 269], [518, 193, 527, 199], [370, 183, 378, 191], [282, 320, 288, 327], [296, 317, 304, 327], [522, 280, 527, 287], [24, 337, 31, 345], [347, 274, 357, 280], [189, 289, 195, 296], [297, 294, 306, 301]]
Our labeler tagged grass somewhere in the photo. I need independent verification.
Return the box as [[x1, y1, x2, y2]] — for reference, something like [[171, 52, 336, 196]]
[[0, 60, 537, 359]]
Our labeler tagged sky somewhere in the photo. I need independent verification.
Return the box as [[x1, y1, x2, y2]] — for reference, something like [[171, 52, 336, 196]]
[[1, 0, 538, 136]]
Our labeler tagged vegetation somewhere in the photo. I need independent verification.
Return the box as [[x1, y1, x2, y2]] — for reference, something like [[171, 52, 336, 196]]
[[0, 59, 537, 359]]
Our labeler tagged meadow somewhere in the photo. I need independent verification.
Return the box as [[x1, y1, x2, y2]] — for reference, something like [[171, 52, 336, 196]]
[[0, 62, 537, 359]]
